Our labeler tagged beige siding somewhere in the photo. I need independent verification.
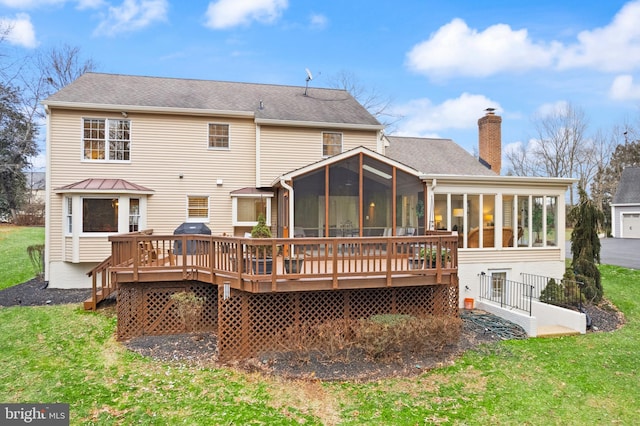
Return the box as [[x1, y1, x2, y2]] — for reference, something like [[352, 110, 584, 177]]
[[78, 238, 112, 262], [259, 126, 379, 187], [48, 109, 258, 263]]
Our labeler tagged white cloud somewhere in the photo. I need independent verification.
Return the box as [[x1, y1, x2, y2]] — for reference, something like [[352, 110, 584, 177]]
[[205, 0, 287, 30], [407, 1, 640, 80], [609, 75, 640, 100], [406, 18, 558, 79], [0, 0, 102, 8], [0, 0, 65, 7], [0, 13, 37, 48], [558, 0, 640, 72], [93, 0, 168, 37], [534, 100, 569, 118], [76, 0, 105, 9], [392, 93, 501, 137], [309, 13, 327, 30]]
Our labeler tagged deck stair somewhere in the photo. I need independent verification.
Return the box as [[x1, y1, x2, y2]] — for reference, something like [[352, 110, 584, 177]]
[[83, 255, 114, 310]]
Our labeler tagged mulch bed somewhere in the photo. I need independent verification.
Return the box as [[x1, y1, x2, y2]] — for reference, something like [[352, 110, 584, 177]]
[[0, 278, 625, 381], [0, 277, 91, 307]]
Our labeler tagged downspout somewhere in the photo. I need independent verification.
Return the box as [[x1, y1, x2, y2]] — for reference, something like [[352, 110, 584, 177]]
[[280, 178, 294, 238], [44, 105, 51, 282], [429, 178, 437, 231], [255, 124, 261, 187]]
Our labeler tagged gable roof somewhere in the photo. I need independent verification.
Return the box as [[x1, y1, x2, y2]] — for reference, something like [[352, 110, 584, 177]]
[[43, 73, 382, 129], [384, 136, 497, 176], [613, 167, 640, 205], [274, 145, 420, 184]]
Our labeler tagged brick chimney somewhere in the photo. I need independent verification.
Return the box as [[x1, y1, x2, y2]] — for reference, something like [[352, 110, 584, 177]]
[[478, 108, 502, 174]]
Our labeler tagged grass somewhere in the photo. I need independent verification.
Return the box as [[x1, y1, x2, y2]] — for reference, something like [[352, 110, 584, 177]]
[[0, 225, 45, 290], [0, 265, 638, 425]]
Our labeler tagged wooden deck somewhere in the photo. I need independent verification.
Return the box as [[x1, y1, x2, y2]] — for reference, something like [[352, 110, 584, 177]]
[[85, 233, 459, 309]]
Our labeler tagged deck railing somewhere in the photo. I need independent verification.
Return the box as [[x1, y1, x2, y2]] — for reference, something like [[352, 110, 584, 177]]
[[108, 233, 458, 292], [85, 255, 113, 310]]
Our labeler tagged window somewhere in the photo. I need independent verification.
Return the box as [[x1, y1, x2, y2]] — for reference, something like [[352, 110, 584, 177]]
[[109, 120, 131, 160], [188, 196, 209, 221], [208, 123, 229, 149], [82, 198, 118, 233], [83, 118, 130, 161], [232, 196, 272, 226], [545, 196, 558, 247], [490, 271, 508, 300], [65, 197, 73, 234], [322, 132, 342, 157], [129, 199, 140, 232]]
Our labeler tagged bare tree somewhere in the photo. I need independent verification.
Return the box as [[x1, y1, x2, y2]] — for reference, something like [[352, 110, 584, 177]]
[[326, 70, 401, 132], [0, 42, 96, 218], [505, 103, 592, 204], [504, 140, 543, 176], [38, 44, 97, 92], [590, 123, 640, 234]]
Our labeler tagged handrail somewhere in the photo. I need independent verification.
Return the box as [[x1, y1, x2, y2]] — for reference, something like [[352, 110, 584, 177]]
[[108, 234, 459, 287], [85, 255, 113, 310], [479, 274, 534, 316], [520, 272, 584, 309]]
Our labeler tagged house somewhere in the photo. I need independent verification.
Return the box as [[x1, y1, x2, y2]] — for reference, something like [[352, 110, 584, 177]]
[[43, 73, 582, 344], [43, 72, 384, 289], [611, 167, 640, 238]]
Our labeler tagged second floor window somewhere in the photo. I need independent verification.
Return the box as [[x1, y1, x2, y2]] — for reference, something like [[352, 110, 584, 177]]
[[323, 132, 342, 157], [83, 118, 130, 161], [208, 123, 230, 149]]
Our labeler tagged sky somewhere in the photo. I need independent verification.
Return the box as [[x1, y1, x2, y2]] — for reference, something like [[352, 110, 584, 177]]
[[3, 0, 640, 171]]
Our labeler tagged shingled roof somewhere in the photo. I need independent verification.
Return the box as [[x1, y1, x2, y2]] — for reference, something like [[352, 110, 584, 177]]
[[384, 136, 496, 176], [612, 167, 640, 204], [43, 73, 382, 128]]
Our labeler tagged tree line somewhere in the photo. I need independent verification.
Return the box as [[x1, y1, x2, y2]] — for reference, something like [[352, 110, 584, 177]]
[[0, 31, 95, 222], [504, 102, 640, 235]]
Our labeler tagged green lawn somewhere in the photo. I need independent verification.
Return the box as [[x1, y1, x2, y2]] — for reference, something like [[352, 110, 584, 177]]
[[0, 225, 45, 289], [0, 264, 638, 425], [1, 226, 638, 424]]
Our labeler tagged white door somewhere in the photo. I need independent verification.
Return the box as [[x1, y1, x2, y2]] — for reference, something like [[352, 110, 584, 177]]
[[622, 213, 640, 238]]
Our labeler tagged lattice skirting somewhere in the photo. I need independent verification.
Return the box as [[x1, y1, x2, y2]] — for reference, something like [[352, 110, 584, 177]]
[[116, 281, 459, 360], [217, 284, 459, 361], [117, 281, 218, 340]]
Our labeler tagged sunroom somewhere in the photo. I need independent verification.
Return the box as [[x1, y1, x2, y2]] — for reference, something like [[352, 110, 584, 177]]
[[273, 147, 427, 239]]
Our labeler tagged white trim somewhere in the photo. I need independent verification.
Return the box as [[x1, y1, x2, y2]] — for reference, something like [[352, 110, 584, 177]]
[[255, 117, 384, 131], [274, 146, 420, 184], [422, 174, 576, 187], [43, 101, 255, 119], [80, 117, 132, 163], [256, 124, 261, 187], [207, 122, 231, 150], [231, 195, 272, 227], [186, 195, 210, 223], [322, 131, 343, 158]]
